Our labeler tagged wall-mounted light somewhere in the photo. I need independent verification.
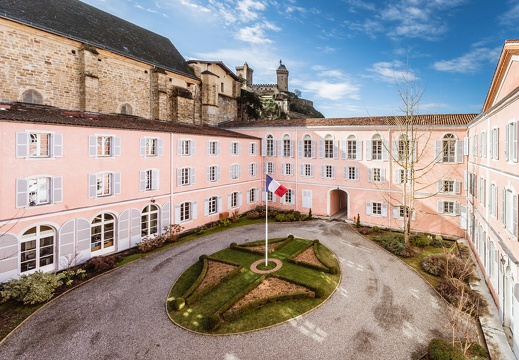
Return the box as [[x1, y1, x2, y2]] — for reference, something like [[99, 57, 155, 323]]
[[151, 199, 156, 203]]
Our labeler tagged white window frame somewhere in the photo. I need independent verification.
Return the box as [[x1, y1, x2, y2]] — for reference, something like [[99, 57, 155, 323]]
[[90, 213, 115, 254], [17, 131, 63, 159], [20, 225, 55, 273], [248, 142, 257, 156], [207, 165, 220, 183], [281, 189, 294, 205], [207, 140, 220, 156], [490, 128, 499, 159], [249, 162, 258, 177], [366, 201, 387, 217], [141, 204, 159, 237], [322, 164, 335, 179], [230, 141, 241, 156], [178, 139, 195, 156], [301, 164, 314, 178], [16, 176, 63, 208], [141, 137, 163, 157], [140, 169, 159, 191], [282, 163, 293, 176], [368, 168, 385, 183], [248, 188, 258, 204], [230, 164, 241, 180], [505, 121, 518, 162]]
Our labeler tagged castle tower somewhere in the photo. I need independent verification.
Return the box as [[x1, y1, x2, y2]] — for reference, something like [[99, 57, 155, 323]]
[[235, 62, 253, 89], [276, 60, 289, 92]]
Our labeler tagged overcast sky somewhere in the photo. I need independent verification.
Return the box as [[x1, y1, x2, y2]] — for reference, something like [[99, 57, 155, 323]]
[[80, 0, 517, 118]]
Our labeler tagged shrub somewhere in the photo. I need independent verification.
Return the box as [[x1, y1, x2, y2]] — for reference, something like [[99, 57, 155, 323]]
[[430, 235, 446, 248], [275, 213, 287, 222], [136, 234, 165, 253], [355, 214, 361, 228], [378, 233, 409, 257], [293, 211, 301, 218], [421, 254, 472, 281], [329, 266, 339, 275], [0, 271, 64, 305], [247, 210, 260, 220], [428, 338, 466, 360], [410, 234, 431, 247], [286, 213, 296, 222], [308, 208, 313, 220], [299, 214, 308, 221], [230, 209, 240, 223], [60, 268, 87, 286], [82, 255, 116, 274], [358, 227, 371, 235], [206, 314, 222, 331], [219, 218, 231, 227], [421, 254, 446, 276], [436, 278, 480, 314], [172, 297, 185, 311], [163, 224, 184, 243], [371, 226, 380, 233], [288, 234, 295, 240]]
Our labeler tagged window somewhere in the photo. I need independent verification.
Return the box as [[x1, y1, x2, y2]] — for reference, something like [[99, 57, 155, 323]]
[[372, 135, 383, 160], [301, 164, 314, 177], [248, 142, 257, 155], [231, 142, 240, 155], [282, 163, 293, 176], [178, 167, 194, 186], [441, 180, 453, 193], [248, 188, 258, 204], [345, 166, 359, 181], [302, 135, 314, 158], [322, 165, 335, 179], [505, 121, 518, 162], [395, 168, 412, 185], [141, 204, 159, 237], [322, 135, 335, 159], [141, 138, 162, 157], [478, 177, 486, 206], [282, 189, 294, 205], [265, 135, 275, 156], [220, 82, 224, 92], [503, 188, 518, 238], [140, 169, 159, 191], [230, 164, 241, 179], [178, 139, 195, 156], [397, 135, 410, 162], [16, 132, 63, 158], [346, 135, 360, 160], [282, 135, 293, 157], [266, 162, 274, 174], [120, 103, 133, 115], [368, 168, 384, 183], [489, 183, 498, 218], [20, 225, 54, 272], [481, 131, 487, 158], [366, 202, 387, 217], [97, 136, 112, 156], [180, 202, 192, 222], [249, 163, 258, 177], [88, 172, 120, 199], [394, 206, 413, 219], [22, 89, 43, 104], [207, 140, 220, 155], [372, 202, 382, 215], [442, 134, 456, 162], [490, 128, 499, 159], [207, 196, 218, 215], [207, 165, 220, 182], [16, 176, 63, 208], [91, 213, 115, 252], [472, 133, 478, 158], [438, 201, 459, 215], [229, 192, 241, 208], [468, 172, 476, 197], [267, 192, 274, 203], [89, 135, 120, 158]]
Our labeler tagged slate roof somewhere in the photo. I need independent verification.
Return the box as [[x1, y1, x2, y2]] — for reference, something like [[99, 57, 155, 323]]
[[0, 103, 258, 139], [0, 0, 196, 80], [221, 113, 478, 129]]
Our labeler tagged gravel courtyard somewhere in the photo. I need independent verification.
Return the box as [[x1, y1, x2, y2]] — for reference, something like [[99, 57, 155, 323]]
[[0, 220, 451, 360]]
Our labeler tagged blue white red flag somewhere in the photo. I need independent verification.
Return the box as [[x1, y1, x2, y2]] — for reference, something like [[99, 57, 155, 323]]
[[266, 174, 288, 197]]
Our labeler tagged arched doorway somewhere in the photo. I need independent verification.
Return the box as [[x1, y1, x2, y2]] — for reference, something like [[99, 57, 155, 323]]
[[329, 188, 348, 218]]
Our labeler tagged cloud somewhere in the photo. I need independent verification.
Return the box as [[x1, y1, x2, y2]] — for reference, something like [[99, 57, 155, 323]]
[[499, 2, 519, 26], [367, 61, 419, 83], [235, 21, 280, 44], [237, 0, 266, 21], [178, 0, 211, 13], [300, 80, 361, 101], [432, 47, 501, 74]]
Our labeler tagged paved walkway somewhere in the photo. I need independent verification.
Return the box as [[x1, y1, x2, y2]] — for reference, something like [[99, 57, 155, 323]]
[[1, 221, 459, 359]]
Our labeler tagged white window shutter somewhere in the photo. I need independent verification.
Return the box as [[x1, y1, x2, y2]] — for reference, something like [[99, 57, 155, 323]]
[[513, 122, 518, 162], [392, 141, 398, 160], [332, 166, 336, 179], [366, 140, 372, 160], [290, 140, 294, 157], [505, 124, 510, 161], [435, 140, 442, 162], [394, 169, 400, 184], [368, 168, 372, 182], [237, 164, 241, 178], [152, 170, 159, 190], [455, 202, 461, 215], [113, 136, 121, 156], [174, 205, 180, 224], [238, 192, 243, 206], [177, 168, 182, 186], [277, 140, 282, 157], [321, 165, 325, 179], [192, 201, 198, 220], [272, 140, 277, 157], [217, 196, 222, 212], [392, 207, 399, 219], [206, 167, 210, 183], [217, 166, 221, 181], [455, 181, 461, 194], [190, 168, 196, 184], [502, 188, 506, 226], [298, 140, 303, 158], [16, 132, 28, 158], [88, 174, 97, 199], [333, 140, 339, 159], [261, 139, 266, 156], [380, 169, 385, 182], [356, 141, 362, 160], [494, 128, 499, 159], [53, 176, 63, 203], [382, 141, 389, 161], [460, 206, 467, 230], [177, 139, 183, 155], [300, 164, 305, 176], [262, 191, 266, 202], [489, 131, 494, 158], [311, 141, 316, 158], [113, 172, 121, 194], [319, 140, 324, 158], [456, 140, 463, 163], [204, 198, 209, 216], [228, 194, 232, 209], [438, 201, 444, 213], [438, 180, 443, 193], [189, 140, 195, 156], [140, 138, 146, 157], [354, 167, 359, 181], [89, 135, 97, 157], [513, 194, 518, 237], [139, 170, 146, 191], [381, 204, 387, 217], [344, 167, 348, 180], [157, 138, 163, 156], [162, 202, 171, 229], [463, 137, 469, 156], [366, 202, 372, 215], [16, 179, 28, 208], [248, 142, 253, 155], [341, 140, 347, 159], [53, 134, 63, 157]]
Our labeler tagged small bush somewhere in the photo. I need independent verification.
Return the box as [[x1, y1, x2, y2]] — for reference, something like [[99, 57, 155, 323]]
[[430, 235, 446, 248], [329, 266, 339, 275], [421, 254, 446, 276], [378, 233, 410, 257], [428, 338, 466, 360], [247, 210, 260, 220], [308, 208, 313, 220], [371, 226, 381, 233], [136, 234, 165, 252], [275, 213, 287, 222], [421, 254, 472, 281], [82, 255, 116, 274], [299, 214, 308, 221], [288, 234, 295, 240], [436, 278, 480, 314], [219, 218, 231, 227], [410, 234, 431, 247], [206, 314, 222, 331], [199, 254, 208, 261], [230, 209, 240, 223], [0, 271, 64, 305], [358, 227, 372, 235], [172, 298, 185, 311], [286, 213, 296, 222], [355, 214, 361, 228]]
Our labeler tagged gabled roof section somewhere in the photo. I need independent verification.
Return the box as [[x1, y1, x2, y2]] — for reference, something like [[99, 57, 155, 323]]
[[221, 113, 477, 129], [188, 60, 240, 81], [0, 102, 258, 139], [0, 0, 197, 80], [483, 40, 519, 112]]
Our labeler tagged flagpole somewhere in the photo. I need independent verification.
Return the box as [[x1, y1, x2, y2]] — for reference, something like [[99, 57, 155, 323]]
[[265, 172, 269, 266]]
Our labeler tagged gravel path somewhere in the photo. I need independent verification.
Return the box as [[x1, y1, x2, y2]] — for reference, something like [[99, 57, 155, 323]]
[[0, 221, 451, 360]]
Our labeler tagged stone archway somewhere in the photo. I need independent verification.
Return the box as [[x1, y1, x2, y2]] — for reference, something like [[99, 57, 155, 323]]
[[329, 188, 348, 218]]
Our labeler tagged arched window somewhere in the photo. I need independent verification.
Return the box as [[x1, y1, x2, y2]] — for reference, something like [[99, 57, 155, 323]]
[[180, 202, 191, 222], [91, 213, 115, 252], [372, 134, 383, 160], [266, 134, 274, 156], [20, 225, 54, 272], [282, 134, 292, 157], [324, 134, 334, 158], [398, 134, 410, 162], [120, 103, 133, 115], [347, 135, 357, 160], [442, 134, 456, 163], [303, 134, 313, 158], [141, 204, 159, 237], [22, 89, 43, 104]]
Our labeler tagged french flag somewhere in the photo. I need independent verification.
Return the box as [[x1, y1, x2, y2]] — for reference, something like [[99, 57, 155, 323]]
[[266, 174, 288, 197]]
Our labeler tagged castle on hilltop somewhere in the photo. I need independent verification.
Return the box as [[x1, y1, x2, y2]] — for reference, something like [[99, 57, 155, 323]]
[[236, 61, 323, 120]]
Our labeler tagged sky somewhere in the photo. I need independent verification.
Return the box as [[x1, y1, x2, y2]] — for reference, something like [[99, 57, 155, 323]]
[[79, 0, 518, 118]]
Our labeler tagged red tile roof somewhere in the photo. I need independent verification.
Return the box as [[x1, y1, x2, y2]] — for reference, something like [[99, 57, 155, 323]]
[[0, 103, 258, 139], [221, 113, 477, 129]]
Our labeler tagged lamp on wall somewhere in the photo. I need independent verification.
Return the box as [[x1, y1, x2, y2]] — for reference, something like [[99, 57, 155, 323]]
[[501, 254, 508, 265], [151, 199, 156, 203]]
